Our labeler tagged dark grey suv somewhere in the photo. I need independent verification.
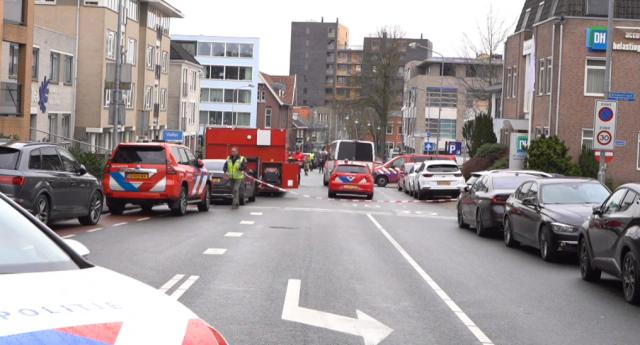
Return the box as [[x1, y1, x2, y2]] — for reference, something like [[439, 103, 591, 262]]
[[0, 143, 103, 225]]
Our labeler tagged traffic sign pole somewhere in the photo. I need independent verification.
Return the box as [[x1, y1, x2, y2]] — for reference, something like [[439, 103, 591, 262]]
[[599, 0, 614, 185]]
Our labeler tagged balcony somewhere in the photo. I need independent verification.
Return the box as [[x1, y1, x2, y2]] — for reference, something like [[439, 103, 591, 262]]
[[3, 0, 23, 24], [0, 82, 21, 115]]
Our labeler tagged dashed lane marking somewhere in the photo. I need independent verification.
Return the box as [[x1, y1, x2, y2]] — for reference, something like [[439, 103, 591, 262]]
[[170, 275, 199, 300], [112, 222, 128, 227], [87, 228, 103, 233], [137, 217, 151, 222], [203, 248, 228, 255], [225, 232, 244, 237], [159, 274, 185, 294], [367, 214, 494, 345], [61, 234, 76, 239], [240, 220, 255, 225], [250, 212, 263, 216]]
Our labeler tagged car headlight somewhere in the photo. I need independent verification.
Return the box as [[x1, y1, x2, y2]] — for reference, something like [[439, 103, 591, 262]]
[[551, 222, 577, 234]]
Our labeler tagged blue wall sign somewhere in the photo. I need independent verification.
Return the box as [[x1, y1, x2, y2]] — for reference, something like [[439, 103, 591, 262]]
[[446, 141, 462, 155], [423, 142, 436, 153], [586, 26, 608, 52], [608, 92, 636, 102], [162, 130, 184, 142]]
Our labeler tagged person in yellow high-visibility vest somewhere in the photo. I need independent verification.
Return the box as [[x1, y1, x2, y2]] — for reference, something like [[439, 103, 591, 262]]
[[223, 147, 247, 209]]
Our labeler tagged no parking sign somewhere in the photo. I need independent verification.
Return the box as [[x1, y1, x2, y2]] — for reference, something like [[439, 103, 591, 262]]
[[593, 100, 617, 151]]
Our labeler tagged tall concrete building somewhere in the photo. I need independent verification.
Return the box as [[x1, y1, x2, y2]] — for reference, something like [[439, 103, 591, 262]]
[[0, 0, 34, 140], [289, 18, 350, 107], [35, 0, 183, 151]]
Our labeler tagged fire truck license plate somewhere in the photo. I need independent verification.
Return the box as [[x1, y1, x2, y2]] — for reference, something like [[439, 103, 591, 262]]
[[126, 172, 149, 180], [344, 185, 359, 190]]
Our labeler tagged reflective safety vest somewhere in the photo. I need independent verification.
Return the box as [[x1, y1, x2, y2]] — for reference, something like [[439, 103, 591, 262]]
[[227, 156, 246, 180]]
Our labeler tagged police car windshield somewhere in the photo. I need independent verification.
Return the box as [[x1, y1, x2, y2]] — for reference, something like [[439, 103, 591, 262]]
[[113, 146, 167, 164], [336, 165, 368, 174], [0, 198, 78, 274]]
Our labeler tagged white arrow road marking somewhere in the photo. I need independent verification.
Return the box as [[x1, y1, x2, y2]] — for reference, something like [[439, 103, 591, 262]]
[[367, 214, 494, 345], [282, 279, 393, 345]]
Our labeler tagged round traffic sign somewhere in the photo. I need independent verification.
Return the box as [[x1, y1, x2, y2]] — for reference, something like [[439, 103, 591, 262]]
[[598, 107, 614, 122], [597, 130, 613, 146]]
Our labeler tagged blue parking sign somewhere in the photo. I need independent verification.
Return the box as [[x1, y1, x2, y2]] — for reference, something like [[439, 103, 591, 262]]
[[446, 142, 462, 155]]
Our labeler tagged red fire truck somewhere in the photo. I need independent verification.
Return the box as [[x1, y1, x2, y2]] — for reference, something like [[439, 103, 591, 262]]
[[203, 128, 300, 193]]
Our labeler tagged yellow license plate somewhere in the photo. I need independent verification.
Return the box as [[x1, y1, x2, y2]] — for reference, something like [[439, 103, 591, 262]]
[[126, 173, 149, 180], [437, 181, 451, 186], [344, 185, 359, 190], [212, 178, 222, 183]]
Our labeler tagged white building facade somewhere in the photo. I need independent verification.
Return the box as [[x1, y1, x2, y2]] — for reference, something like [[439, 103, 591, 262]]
[[172, 35, 260, 129]]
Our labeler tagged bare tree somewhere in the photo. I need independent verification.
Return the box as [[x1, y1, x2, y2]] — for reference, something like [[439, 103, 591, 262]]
[[460, 6, 512, 115], [359, 26, 405, 157]]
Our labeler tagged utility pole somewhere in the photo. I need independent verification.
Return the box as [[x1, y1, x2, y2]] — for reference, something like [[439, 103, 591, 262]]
[[598, 0, 614, 184], [111, 0, 124, 150]]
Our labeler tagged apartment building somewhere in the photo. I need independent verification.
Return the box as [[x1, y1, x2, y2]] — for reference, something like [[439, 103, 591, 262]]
[[0, 0, 34, 139], [257, 72, 295, 131], [503, 0, 640, 184], [35, 0, 182, 151], [168, 41, 203, 152], [290, 18, 349, 107], [173, 35, 260, 129], [335, 46, 362, 102], [403, 57, 502, 154]]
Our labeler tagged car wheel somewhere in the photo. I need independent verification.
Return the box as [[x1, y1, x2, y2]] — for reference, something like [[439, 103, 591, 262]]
[[376, 175, 388, 187], [457, 204, 469, 229], [503, 217, 518, 248], [328, 191, 336, 199], [106, 198, 125, 215], [475, 209, 489, 237], [622, 251, 640, 305], [539, 226, 557, 262], [172, 186, 188, 216], [198, 186, 211, 212], [79, 191, 103, 225], [366, 194, 373, 200], [34, 194, 51, 225], [579, 238, 601, 282]]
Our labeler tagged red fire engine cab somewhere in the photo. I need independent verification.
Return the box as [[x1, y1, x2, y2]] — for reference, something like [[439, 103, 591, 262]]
[[203, 128, 300, 193]]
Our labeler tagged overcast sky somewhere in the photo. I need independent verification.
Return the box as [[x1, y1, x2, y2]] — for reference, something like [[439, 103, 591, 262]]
[[170, 0, 524, 75]]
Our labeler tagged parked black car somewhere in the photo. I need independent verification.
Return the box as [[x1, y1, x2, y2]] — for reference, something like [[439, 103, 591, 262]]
[[578, 184, 640, 304], [202, 159, 256, 205], [458, 172, 540, 236], [504, 178, 610, 262], [0, 143, 103, 225]]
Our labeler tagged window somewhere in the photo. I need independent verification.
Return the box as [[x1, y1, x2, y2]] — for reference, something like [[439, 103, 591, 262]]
[[506, 68, 512, 99], [425, 118, 456, 139], [265, 107, 272, 128], [212, 42, 225, 56], [603, 189, 628, 215], [61, 114, 70, 139], [48, 52, 60, 83], [63, 55, 73, 85], [161, 51, 168, 73], [211, 88, 223, 103], [386, 123, 393, 135], [197, 42, 211, 56], [239, 67, 252, 81], [582, 129, 594, 149], [41, 146, 62, 171], [124, 83, 135, 109], [144, 86, 152, 110], [520, 8, 531, 32], [225, 66, 239, 80], [426, 87, 458, 108], [238, 89, 251, 104], [48, 113, 58, 140], [160, 88, 167, 110], [512, 66, 518, 98], [8, 43, 19, 78], [538, 59, 545, 96], [32, 47, 40, 81], [207, 65, 224, 79], [546, 57, 553, 94], [534, 2, 545, 23], [621, 191, 638, 212], [239, 44, 253, 58], [146, 45, 154, 69], [236, 112, 251, 127], [585, 59, 606, 96], [58, 148, 78, 173], [127, 38, 137, 65], [106, 30, 116, 60], [225, 43, 239, 57], [29, 149, 42, 170], [224, 89, 235, 103], [259, 90, 266, 102], [104, 88, 111, 107]]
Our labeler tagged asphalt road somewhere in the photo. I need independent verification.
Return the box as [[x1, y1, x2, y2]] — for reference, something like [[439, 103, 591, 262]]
[[51, 171, 640, 345]]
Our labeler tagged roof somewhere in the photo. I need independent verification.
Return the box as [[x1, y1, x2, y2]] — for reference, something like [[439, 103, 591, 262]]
[[140, 0, 183, 18], [536, 178, 599, 185], [170, 42, 200, 66], [260, 73, 296, 106], [620, 183, 640, 193], [419, 56, 503, 67], [292, 118, 308, 129], [516, 0, 640, 33]]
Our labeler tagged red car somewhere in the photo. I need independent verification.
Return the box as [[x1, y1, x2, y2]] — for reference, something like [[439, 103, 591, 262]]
[[103, 142, 210, 216], [328, 162, 374, 200]]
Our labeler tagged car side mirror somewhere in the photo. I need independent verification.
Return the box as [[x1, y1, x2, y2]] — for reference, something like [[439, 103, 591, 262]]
[[77, 164, 88, 176], [64, 239, 90, 259], [197, 159, 204, 168], [592, 205, 603, 216], [463, 186, 470, 192]]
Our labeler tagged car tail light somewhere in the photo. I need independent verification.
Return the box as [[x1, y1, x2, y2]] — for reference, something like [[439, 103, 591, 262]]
[[423, 173, 433, 178], [103, 160, 111, 177], [0, 175, 26, 186], [491, 195, 508, 205], [167, 164, 177, 175]]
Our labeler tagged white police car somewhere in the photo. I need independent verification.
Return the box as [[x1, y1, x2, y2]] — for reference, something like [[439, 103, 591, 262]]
[[0, 192, 227, 345]]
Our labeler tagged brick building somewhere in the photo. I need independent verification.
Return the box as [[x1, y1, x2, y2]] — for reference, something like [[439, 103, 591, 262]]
[[502, 0, 640, 184], [257, 72, 296, 148]]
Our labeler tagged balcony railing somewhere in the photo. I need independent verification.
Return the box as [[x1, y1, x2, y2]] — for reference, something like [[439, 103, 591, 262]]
[[0, 82, 21, 115], [3, 0, 24, 24]]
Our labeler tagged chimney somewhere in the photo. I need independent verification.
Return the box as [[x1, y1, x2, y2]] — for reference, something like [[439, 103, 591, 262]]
[[321, 17, 324, 23], [336, 17, 339, 24], [421, 33, 423, 39]]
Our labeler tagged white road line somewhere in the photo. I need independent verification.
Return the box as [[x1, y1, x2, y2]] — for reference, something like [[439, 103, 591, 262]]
[[203, 248, 227, 255], [158, 274, 185, 294], [366, 214, 494, 345], [316, 197, 322, 200], [304, 195, 311, 198], [250, 212, 263, 216], [61, 234, 76, 239], [240, 220, 255, 225], [225, 232, 244, 237], [87, 228, 103, 233], [137, 217, 151, 222], [112, 222, 128, 227], [170, 275, 199, 300]]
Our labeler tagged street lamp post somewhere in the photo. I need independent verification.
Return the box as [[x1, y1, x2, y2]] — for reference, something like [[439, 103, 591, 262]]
[[409, 43, 446, 154]]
